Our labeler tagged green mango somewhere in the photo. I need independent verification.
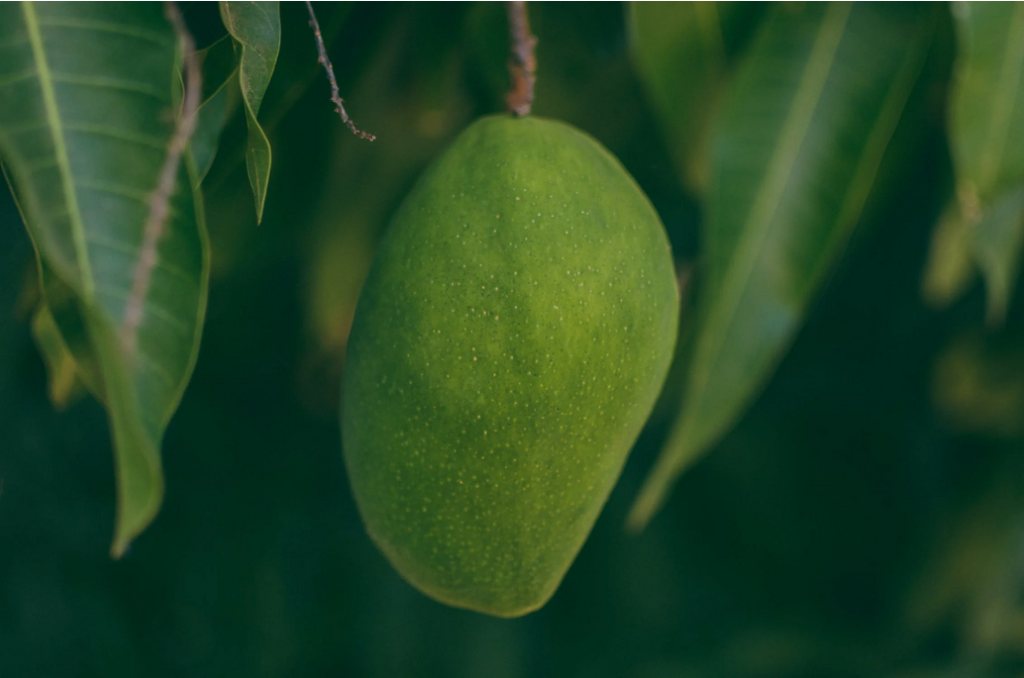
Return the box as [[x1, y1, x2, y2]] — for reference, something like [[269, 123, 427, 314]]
[[342, 115, 678, 617]]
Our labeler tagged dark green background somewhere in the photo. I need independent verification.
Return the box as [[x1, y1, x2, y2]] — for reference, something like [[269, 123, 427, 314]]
[[2, 3, 1024, 676]]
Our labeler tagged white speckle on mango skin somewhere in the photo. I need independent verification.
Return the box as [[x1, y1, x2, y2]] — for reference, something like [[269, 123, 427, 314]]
[[341, 115, 678, 618]]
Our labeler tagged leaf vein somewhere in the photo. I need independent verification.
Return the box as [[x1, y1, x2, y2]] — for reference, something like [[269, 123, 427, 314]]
[[36, 17, 173, 47], [64, 123, 167, 151], [0, 118, 50, 139], [50, 72, 167, 101], [77, 178, 183, 220], [21, 1, 94, 298], [95, 283, 191, 336], [86, 234, 194, 285], [0, 66, 37, 87]]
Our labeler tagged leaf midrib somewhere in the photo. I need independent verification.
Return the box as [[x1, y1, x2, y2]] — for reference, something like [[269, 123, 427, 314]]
[[21, 1, 94, 299], [692, 3, 852, 413]]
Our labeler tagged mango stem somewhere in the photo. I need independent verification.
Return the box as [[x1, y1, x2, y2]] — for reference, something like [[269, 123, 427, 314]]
[[505, 1, 537, 117]]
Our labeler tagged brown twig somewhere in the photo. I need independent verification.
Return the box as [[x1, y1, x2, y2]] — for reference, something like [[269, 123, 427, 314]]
[[121, 1, 201, 355], [505, 1, 537, 117], [305, 0, 375, 141]]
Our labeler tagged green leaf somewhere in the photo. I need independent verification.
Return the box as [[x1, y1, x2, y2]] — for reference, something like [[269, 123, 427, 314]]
[[219, 0, 279, 222], [949, 2, 1024, 206], [629, 3, 933, 529], [0, 3, 210, 555], [30, 302, 86, 410], [971, 186, 1024, 323], [921, 199, 977, 308], [192, 35, 239, 183], [37, 259, 107, 401], [628, 2, 760, 193], [926, 3, 1024, 322]]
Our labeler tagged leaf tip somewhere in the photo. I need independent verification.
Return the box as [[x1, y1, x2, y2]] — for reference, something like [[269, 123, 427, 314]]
[[624, 497, 657, 534], [984, 292, 1008, 329], [110, 471, 165, 560], [626, 461, 679, 533]]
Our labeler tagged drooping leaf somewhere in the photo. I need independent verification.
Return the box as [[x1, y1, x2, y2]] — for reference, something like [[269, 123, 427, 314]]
[[30, 302, 85, 410], [628, 2, 761, 194], [971, 185, 1024, 323], [949, 2, 1024, 206], [37, 259, 106, 399], [219, 0, 280, 222], [192, 35, 239, 182], [924, 2, 1024, 322], [629, 3, 934, 529], [921, 199, 976, 308], [0, 3, 210, 555], [4, 159, 100, 406]]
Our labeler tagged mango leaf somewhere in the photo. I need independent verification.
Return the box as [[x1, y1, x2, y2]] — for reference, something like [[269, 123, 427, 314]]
[[3, 159, 103, 406], [219, 0, 279, 222], [37, 259, 107, 400], [629, 3, 933, 529], [921, 199, 976, 308], [923, 3, 1024, 322], [192, 35, 239, 182], [628, 2, 760, 194], [30, 303, 85, 410], [0, 3, 210, 555], [950, 2, 1024, 205], [971, 186, 1024, 322]]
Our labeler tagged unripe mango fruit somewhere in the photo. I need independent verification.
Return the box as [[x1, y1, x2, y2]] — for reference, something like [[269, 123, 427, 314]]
[[342, 115, 678, 617]]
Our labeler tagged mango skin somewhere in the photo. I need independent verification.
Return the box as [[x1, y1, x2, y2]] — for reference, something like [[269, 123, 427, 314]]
[[342, 115, 678, 617]]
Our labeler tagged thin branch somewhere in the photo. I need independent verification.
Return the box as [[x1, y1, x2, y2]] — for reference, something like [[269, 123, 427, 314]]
[[505, 1, 537, 117], [305, 0, 375, 141], [121, 0, 201, 355]]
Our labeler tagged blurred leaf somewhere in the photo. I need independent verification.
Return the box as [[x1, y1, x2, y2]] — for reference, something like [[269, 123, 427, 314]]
[[628, 2, 759, 193], [972, 185, 1024, 323], [30, 302, 85, 410], [629, 3, 933, 529], [37, 259, 106, 400], [904, 468, 1024, 664], [926, 3, 1024, 322], [192, 35, 239, 182], [0, 3, 210, 555], [220, 0, 279, 222], [932, 331, 1024, 437], [922, 198, 976, 308], [949, 2, 1024, 205]]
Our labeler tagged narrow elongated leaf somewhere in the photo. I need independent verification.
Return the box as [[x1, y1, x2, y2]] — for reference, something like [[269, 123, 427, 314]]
[[629, 2, 759, 193], [950, 2, 1024, 206], [0, 3, 210, 555], [3, 159, 101, 406], [37, 259, 106, 399], [192, 35, 239, 182], [922, 199, 976, 308], [30, 303, 85, 410], [971, 186, 1024, 322], [629, 3, 933, 528], [219, 0, 279, 222], [923, 3, 1024, 322]]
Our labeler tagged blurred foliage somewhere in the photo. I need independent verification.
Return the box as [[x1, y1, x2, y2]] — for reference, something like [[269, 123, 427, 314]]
[[630, 3, 937, 526], [923, 3, 1024, 324], [3, 2, 1024, 677]]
